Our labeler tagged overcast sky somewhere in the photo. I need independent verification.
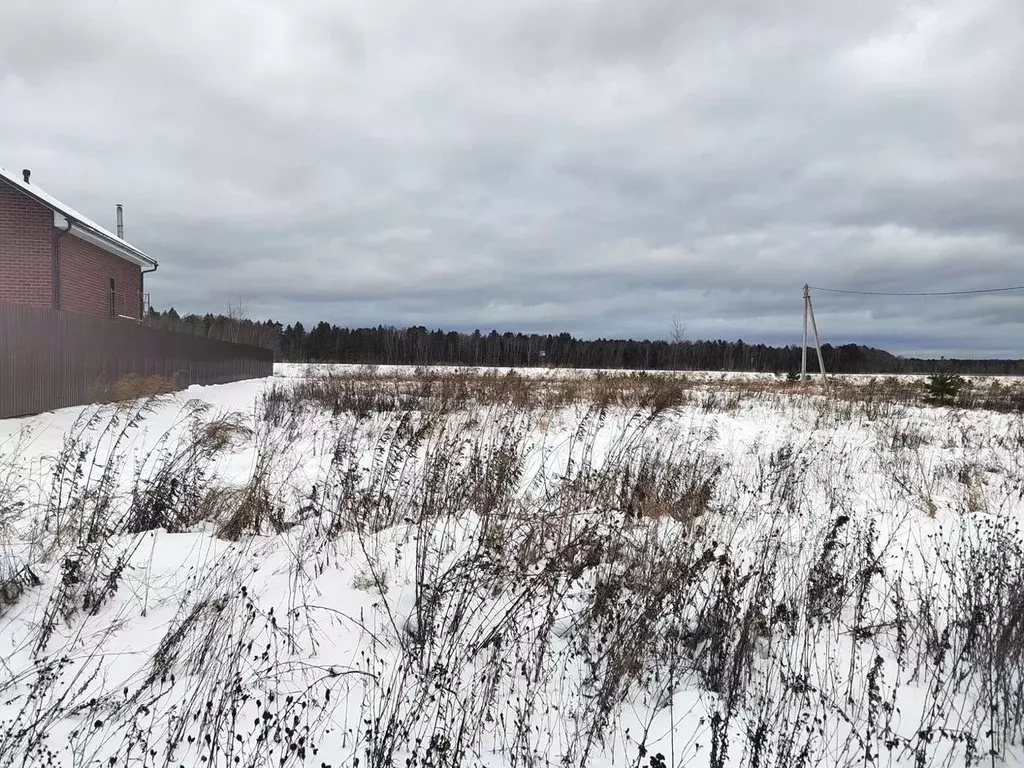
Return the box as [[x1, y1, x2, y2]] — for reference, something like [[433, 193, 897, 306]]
[[2, 0, 1022, 357]]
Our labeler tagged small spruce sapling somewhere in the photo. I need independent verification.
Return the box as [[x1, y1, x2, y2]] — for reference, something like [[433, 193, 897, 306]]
[[923, 373, 966, 406]]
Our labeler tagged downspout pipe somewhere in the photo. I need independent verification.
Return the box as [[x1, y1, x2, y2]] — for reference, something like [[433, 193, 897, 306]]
[[52, 215, 72, 310], [141, 262, 158, 319]]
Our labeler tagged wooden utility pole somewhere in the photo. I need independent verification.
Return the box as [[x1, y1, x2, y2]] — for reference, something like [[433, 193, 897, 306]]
[[801, 285, 809, 381], [801, 284, 827, 381], [808, 288, 827, 381]]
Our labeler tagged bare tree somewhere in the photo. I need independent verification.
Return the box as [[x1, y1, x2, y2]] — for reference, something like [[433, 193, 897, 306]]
[[670, 314, 687, 370], [225, 300, 248, 343]]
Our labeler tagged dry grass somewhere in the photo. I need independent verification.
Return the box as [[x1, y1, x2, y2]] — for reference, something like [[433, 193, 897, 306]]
[[100, 373, 179, 404], [268, 367, 1024, 419], [265, 368, 697, 416], [205, 479, 286, 540]]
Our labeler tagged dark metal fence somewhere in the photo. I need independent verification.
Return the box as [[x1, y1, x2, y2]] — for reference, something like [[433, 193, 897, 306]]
[[0, 302, 274, 419]]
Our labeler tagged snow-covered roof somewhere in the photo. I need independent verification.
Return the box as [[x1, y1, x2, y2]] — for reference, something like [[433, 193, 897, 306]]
[[0, 166, 157, 269]]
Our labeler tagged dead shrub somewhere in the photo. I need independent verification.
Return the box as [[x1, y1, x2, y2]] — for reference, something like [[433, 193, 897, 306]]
[[632, 372, 690, 412], [212, 478, 286, 540], [104, 374, 179, 403], [0, 561, 40, 615], [620, 449, 722, 523], [195, 485, 240, 524], [128, 408, 253, 534]]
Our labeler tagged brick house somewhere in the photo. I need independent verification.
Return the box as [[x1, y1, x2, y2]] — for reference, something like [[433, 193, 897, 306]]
[[0, 167, 158, 320]]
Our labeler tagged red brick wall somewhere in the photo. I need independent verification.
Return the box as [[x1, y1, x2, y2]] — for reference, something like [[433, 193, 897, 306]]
[[59, 235, 143, 319], [0, 187, 54, 308]]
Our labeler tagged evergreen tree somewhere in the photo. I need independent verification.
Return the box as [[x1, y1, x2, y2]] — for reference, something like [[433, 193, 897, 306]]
[[923, 373, 967, 405], [141, 307, 1024, 375]]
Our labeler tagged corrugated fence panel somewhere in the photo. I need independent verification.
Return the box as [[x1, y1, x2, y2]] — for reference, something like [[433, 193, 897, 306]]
[[0, 302, 274, 419]]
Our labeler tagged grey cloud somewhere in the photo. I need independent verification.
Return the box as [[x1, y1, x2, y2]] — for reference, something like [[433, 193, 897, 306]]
[[1, 0, 1023, 358]]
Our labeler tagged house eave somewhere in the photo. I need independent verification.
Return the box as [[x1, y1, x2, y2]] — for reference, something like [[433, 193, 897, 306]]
[[0, 169, 157, 270], [55, 214, 159, 269]]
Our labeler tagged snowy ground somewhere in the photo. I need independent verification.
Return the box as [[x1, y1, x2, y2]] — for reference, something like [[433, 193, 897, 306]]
[[1, 365, 1023, 767]]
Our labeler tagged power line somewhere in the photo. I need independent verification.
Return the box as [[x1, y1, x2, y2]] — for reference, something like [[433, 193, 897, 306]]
[[808, 284, 1024, 297]]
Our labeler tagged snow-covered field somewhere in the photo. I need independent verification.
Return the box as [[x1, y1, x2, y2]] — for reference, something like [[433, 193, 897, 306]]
[[1, 365, 1024, 767], [274, 361, 1024, 385]]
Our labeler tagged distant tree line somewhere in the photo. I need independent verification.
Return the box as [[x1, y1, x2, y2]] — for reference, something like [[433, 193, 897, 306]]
[[145, 306, 280, 349], [144, 308, 1024, 375]]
